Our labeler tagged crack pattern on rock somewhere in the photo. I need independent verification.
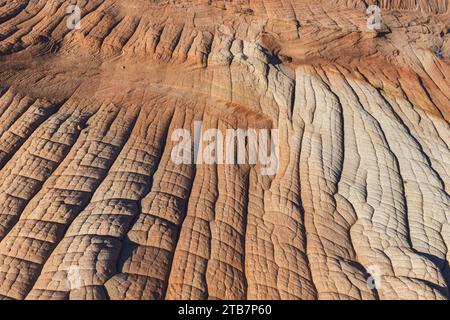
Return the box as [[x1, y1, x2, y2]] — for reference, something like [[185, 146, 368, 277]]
[[0, 0, 449, 300]]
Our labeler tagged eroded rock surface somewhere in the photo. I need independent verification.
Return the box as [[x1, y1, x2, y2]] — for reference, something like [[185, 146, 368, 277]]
[[0, 0, 449, 300]]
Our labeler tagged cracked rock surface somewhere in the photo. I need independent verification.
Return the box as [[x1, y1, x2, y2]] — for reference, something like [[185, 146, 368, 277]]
[[0, 0, 449, 300]]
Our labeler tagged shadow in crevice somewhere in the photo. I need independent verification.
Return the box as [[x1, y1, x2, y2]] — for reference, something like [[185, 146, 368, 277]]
[[116, 236, 140, 271], [260, 46, 283, 66], [414, 251, 450, 298]]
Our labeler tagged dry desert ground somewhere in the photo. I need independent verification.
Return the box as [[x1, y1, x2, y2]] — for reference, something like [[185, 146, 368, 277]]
[[0, 0, 449, 300]]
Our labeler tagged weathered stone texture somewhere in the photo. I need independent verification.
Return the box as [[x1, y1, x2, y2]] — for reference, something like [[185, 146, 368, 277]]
[[0, 0, 448, 300]]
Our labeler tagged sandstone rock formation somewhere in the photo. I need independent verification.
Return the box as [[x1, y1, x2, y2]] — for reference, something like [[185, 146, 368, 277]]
[[0, 0, 448, 300]]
